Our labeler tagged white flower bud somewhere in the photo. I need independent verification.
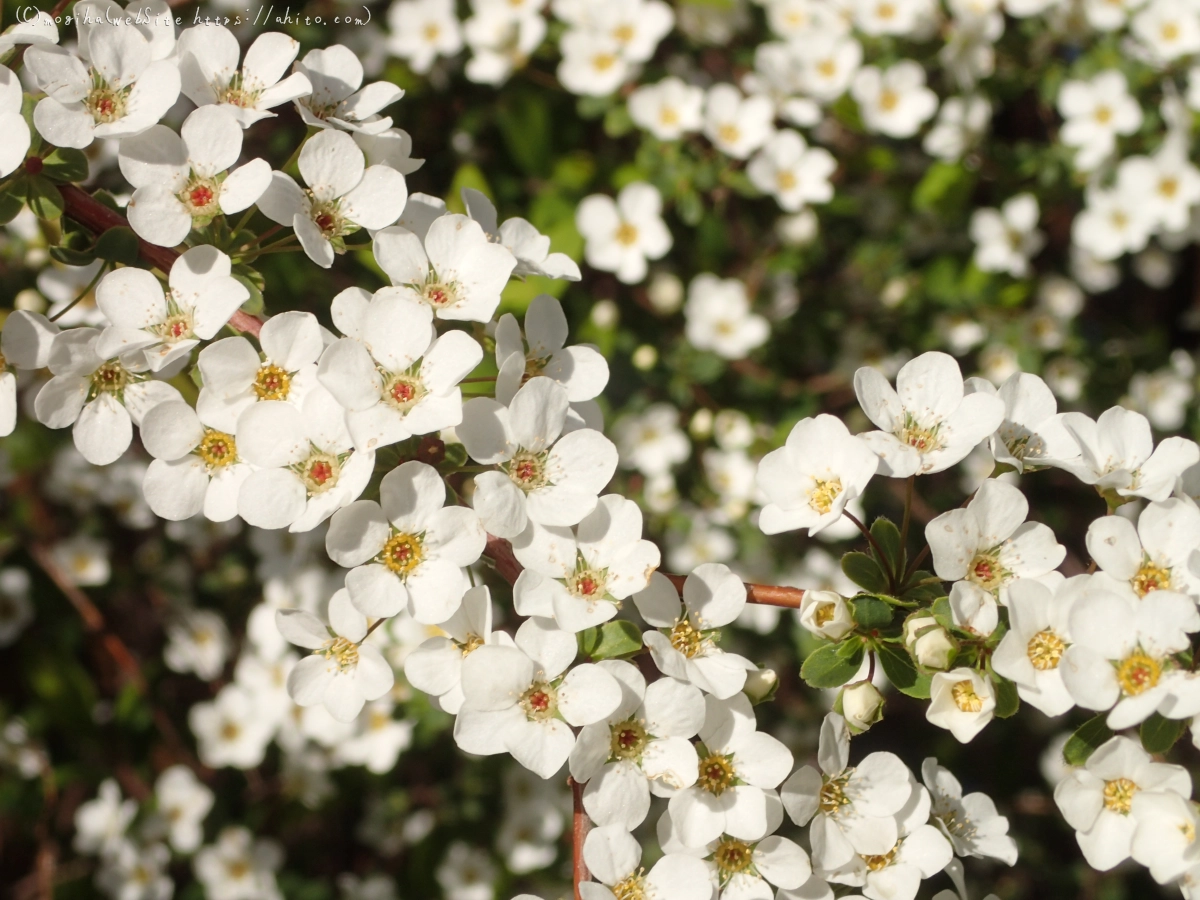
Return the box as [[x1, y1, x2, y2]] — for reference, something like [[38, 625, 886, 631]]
[[743, 666, 778, 704], [841, 680, 884, 732], [798, 590, 854, 641], [648, 271, 684, 314], [903, 614, 955, 670]]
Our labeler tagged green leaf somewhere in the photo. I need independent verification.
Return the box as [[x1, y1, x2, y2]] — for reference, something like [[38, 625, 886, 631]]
[[49, 244, 99, 266], [1140, 713, 1188, 754], [94, 226, 140, 265], [869, 517, 904, 575], [498, 91, 551, 175], [876, 642, 931, 698], [41, 147, 89, 183], [0, 176, 27, 225], [993, 676, 1019, 718], [578, 620, 643, 660], [850, 595, 894, 630], [930, 595, 955, 630], [801, 640, 865, 689], [899, 570, 945, 603], [233, 273, 264, 317], [1063, 715, 1114, 766], [842, 551, 889, 594], [912, 162, 973, 214], [27, 174, 63, 220]]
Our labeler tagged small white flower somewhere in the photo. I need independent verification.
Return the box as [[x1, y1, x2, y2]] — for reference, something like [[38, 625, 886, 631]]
[[235, 384, 375, 532], [582, 826, 712, 900], [74, 778, 136, 856], [97, 841, 173, 900], [120, 106, 272, 247], [614, 403, 690, 477], [797, 590, 855, 641], [259, 129, 408, 268], [163, 608, 231, 681], [1058, 70, 1143, 171], [576, 182, 672, 285], [0, 65, 30, 179], [457, 376, 619, 538], [558, 30, 628, 97], [854, 350, 1005, 478], [316, 287, 483, 452], [1130, 790, 1200, 884], [153, 765, 214, 853], [1086, 498, 1200, 600], [927, 668, 996, 743], [1116, 148, 1200, 234], [189, 684, 274, 769], [964, 372, 1079, 472], [461, 189, 581, 281], [683, 274, 769, 360], [703, 83, 775, 159], [851, 61, 938, 139], [1132, 0, 1200, 62], [634, 565, 755, 700], [794, 31, 863, 103], [277, 588, 395, 723], [194, 827, 283, 900], [629, 76, 705, 140], [295, 44, 404, 134], [387, 0, 464, 74], [1071, 184, 1155, 261], [922, 758, 1017, 865], [325, 460, 486, 624], [456, 618, 622, 778], [464, 8, 547, 86], [969, 193, 1044, 277], [747, 129, 836, 213], [94, 246, 250, 372], [179, 26, 313, 128], [1055, 734, 1191, 873], [494, 294, 607, 409], [757, 414, 879, 537], [373, 213, 518, 321], [924, 94, 991, 160], [667, 691, 794, 847], [990, 578, 1077, 716]]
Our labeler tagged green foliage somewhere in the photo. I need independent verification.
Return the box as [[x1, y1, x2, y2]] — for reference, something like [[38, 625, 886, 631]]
[[850, 595, 894, 630], [40, 148, 89, 184], [875, 642, 931, 699], [1140, 714, 1188, 754], [841, 551, 889, 595], [578, 620, 643, 660], [26, 175, 62, 220], [1064, 715, 1115, 766], [94, 227, 141, 265], [801, 639, 865, 689]]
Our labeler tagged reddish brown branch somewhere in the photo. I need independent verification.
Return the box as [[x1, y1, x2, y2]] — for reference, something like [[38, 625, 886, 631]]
[[569, 777, 590, 900], [58, 184, 263, 338]]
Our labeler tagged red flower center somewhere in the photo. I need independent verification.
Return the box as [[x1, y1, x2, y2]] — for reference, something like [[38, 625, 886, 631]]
[[190, 185, 214, 208], [528, 691, 550, 711], [309, 461, 333, 485]]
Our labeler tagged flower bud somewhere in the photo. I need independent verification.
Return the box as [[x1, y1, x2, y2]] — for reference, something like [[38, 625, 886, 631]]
[[743, 667, 778, 704], [798, 590, 854, 641], [840, 680, 884, 732], [903, 614, 955, 670]]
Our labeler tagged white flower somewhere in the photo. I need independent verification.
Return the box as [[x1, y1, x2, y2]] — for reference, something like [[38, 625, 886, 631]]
[[97, 841, 172, 900], [923, 95, 991, 160], [435, 842, 497, 900], [461, 190, 581, 281], [194, 827, 283, 900], [354, 128, 425, 175], [1130, 790, 1200, 884], [703, 83, 775, 159], [153, 765, 214, 853], [494, 294, 607, 408], [794, 32, 863, 103], [969, 193, 1044, 278], [235, 384, 375, 532], [372, 214, 517, 321], [1054, 734, 1191, 872], [1056, 405, 1200, 503], [634, 565, 755, 700], [927, 668, 996, 742], [576, 182, 672, 285], [334, 697, 414, 774], [1086, 498, 1200, 600], [163, 608, 231, 680], [1060, 576, 1200, 729], [614, 403, 690, 477], [316, 287, 483, 452], [120, 106, 271, 247], [74, 778, 136, 855], [667, 692, 793, 847], [1, 310, 58, 437], [1116, 148, 1200, 234], [904, 614, 956, 669], [458, 376, 619, 538], [189, 684, 274, 769], [387, 0, 464, 75], [1071, 184, 1155, 261], [558, 30, 628, 97], [34, 328, 181, 466], [841, 681, 885, 732], [854, 350, 1005, 477], [259, 129, 408, 268], [629, 77, 705, 140], [456, 618, 622, 778], [1058, 70, 1143, 171], [797, 591, 855, 641], [570, 663, 705, 829], [851, 61, 938, 139], [294, 44, 404, 134], [581, 826, 712, 900], [757, 414, 879, 536], [277, 588, 395, 723], [747, 129, 836, 212], [325, 460, 485, 624], [964, 372, 1079, 472], [196, 310, 325, 433], [922, 758, 1017, 864], [25, 24, 180, 149], [1132, 0, 1200, 62], [0, 10, 58, 57], [925, 478, 1065, 602], [0, 65, 30, 179], [404, 585, 511, 713], [94, 246, 249, 372], [464, 9, 547, 86], [990, 578, 1077, 716], [50, 535, 110, 586], [855, 0, 933, 35], [683, 274, 770, 360], [179, 26, 313, 128], [513, 494, 660, 633]]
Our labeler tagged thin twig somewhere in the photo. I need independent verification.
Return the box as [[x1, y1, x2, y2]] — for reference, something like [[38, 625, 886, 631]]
[[569, 777, 590, 900]]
